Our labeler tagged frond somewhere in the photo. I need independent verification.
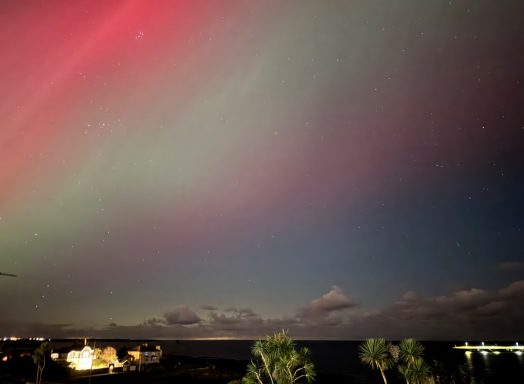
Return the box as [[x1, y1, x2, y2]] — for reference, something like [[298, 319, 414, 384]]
[[399, 338, 425, 365], [252, 340, 266, 357], [244, 361, 264, 384], [244, 331, 316, 384], [358, 338, 393, 371], [400, 358, 432, 384]]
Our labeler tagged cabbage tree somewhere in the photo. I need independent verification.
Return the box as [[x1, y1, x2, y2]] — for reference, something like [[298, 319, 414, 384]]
[[243, 331, 315, 384], [359, 338, 393, 384]]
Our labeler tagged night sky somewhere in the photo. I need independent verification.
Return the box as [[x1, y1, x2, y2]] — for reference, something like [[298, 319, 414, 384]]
[[1, 1, 523, 340]]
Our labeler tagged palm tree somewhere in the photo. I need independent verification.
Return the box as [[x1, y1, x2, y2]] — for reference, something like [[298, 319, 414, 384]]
[[399, 339, 425, 366], [244, 360, 265, 384], [359, 338, 393, 384], [274, 347, 315, 384], [398, 358, 432, 384], [397, 339, 431, 384], [251, 339, 276, 384], [244, 331, 315, 384]]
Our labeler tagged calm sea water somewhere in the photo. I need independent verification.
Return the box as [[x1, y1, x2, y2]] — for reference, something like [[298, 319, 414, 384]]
[[51, 340, 524, 384]]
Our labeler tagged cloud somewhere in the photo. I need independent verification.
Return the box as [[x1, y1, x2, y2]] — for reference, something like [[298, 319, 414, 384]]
[[499, 280, 524, 298], [434, 288, 489, 310], [201, 305, 218, 311], [296, 286, 357, 322], [208, 308, 264, 332], [2, 282, 523, 340], [224, 307, 239, 313], [352, 280, 524, 339], [498, 261, 524, 272], [163, 305, 201, 326], [143, 317, 166, 327], [0, 321, 76, 338], [400, 291, 418, 301], [310, 286, 357, 311]]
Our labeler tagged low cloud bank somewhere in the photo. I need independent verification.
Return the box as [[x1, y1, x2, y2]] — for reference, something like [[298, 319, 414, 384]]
[[3, 281, 523, 340]]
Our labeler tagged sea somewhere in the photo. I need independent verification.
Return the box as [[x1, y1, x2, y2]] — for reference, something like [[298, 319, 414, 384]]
[[49, 339, 524, 384]]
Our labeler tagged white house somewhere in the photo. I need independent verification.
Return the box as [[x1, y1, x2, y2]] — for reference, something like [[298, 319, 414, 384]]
[[66, 346, 95, 370], [127, 344, 162, 370]]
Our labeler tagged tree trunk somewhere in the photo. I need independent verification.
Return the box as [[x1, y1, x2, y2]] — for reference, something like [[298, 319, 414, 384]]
[[36, 364, 43, 384], [260, 353, 275, 384], [41, 359, 45, 384], [380, 368, 388, 384]]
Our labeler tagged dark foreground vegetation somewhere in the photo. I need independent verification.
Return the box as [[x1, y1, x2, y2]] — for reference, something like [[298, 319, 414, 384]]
[[0, 352, 353, 384], [0, 336, 513, 384], [1, 353, 244, 384]]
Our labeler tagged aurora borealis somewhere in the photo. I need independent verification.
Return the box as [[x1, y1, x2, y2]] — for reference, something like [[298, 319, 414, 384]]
[[1, 1, 523, 339]]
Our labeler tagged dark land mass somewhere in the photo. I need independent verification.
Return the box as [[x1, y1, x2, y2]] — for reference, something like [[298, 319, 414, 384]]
[[0, 354, 363, 384], [3, 339, 523, 383]]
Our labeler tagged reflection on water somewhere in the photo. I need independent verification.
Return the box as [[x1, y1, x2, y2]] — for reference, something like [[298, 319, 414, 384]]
[[464, 350, 474, 372], [460, 349, 524, 383]]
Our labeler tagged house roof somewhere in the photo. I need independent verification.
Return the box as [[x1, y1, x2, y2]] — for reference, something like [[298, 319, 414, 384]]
[[129, 344, 161, 352]]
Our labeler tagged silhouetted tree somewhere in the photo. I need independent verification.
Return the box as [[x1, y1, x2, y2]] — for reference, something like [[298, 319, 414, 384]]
[[32, 341, 49, 384], [398, 358, 432, 384], [399, 339, 425, 366], [117, 346, 129, 360], [359, 338, 394, 384], [243, 331, 315, 384], [397, 339, 431, 384]]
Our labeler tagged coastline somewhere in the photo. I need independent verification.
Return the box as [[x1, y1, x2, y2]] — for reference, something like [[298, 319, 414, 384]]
[[2, 340, 524, 384]]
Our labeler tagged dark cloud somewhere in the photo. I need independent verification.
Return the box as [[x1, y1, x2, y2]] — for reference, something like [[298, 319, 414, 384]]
[[201, 305, 218, 311], [348, 280, 524, 340], [163, 305, 201, 326], [2, 282, 523, 340], [208, 308, 264, 332], [310, 286, 357, 311], [0, 321, 75, 338], [143, 317, 166, 327], [499, 280, 524, 298], [498, 261, 524, 272], [296, 286, 357, 323]]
